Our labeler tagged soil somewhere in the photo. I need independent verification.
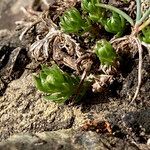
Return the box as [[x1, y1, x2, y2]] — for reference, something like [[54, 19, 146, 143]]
[[0, 0, 150, 149]]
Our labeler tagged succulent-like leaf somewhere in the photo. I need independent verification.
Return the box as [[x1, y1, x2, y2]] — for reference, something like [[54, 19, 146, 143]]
[[34, 65, 87, 103], [141, 26, 150, 44], [81, 0, 105, 23], [60, 7, 91, 34], [33, 76, 50, 93], [94, 39, 117, 66], [44, 92, 69, 103], [104, 12, 126, 37]]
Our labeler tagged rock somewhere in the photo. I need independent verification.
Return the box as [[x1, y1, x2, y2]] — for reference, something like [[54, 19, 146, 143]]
[[122, 109, 150, 133], [0, 0, 34, 30], [0, 129, 147, 150]]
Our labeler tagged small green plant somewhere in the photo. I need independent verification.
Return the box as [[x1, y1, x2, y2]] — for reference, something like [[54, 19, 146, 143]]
[[94, 39, 117, 67], [95, 1, 149, 102], [21, 0, 149, 104], [34, 65, 86, 103], [60, 7, 91, 34], [61, 0, 127, 36], [140, 25, 150, 44], [95, 2, 150, 32], [104, 12, 126, 37], [81, 0, 105, 23]]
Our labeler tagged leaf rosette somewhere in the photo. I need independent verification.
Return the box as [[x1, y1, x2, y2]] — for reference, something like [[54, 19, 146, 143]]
[[34, 65, 83, 103], [94, 39, 118, 74], [104, 12, 126, 37], [60, 7, 91, 34], [81, 0, 105, 23]]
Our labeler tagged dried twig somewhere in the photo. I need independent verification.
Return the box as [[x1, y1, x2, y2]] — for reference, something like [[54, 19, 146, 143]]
[[19, 20, 41, 40]]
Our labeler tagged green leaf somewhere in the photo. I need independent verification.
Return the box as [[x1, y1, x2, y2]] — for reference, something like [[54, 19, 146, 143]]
[[34, 65, 88, 103], [140, 26, 150, 43], [81, 0, 105, 23], [104, 12, 125, 36], [60, 7, 91, 34], [34, 76, 50, 93], [94, 39, 117, 66], [44, 93, 68, 103]]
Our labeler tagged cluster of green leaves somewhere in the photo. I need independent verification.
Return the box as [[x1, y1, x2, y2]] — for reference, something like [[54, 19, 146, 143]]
[[94, 39, 117, 67], [60, 0, 126, 36], [34, 1, 150, 104], [104, 12, 125, 37], [81, 0, 105, 23], [34, 65, 86, 103], [60, 7, 91, 34]]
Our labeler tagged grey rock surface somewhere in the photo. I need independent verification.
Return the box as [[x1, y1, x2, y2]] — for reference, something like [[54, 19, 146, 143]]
[[0, 0, 33, 30], [1, 129, 149, 150]]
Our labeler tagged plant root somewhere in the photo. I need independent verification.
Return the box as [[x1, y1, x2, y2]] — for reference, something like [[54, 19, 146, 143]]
[[129, 37, 143, 104], [111, 35, 144, 104]]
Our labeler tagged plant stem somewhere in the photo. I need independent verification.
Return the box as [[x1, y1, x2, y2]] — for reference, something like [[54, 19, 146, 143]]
[[136, 0, 141, 22], [96, 3, 134, 26], [138, 18, 150, 32], [136, 7, 150, 26]]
